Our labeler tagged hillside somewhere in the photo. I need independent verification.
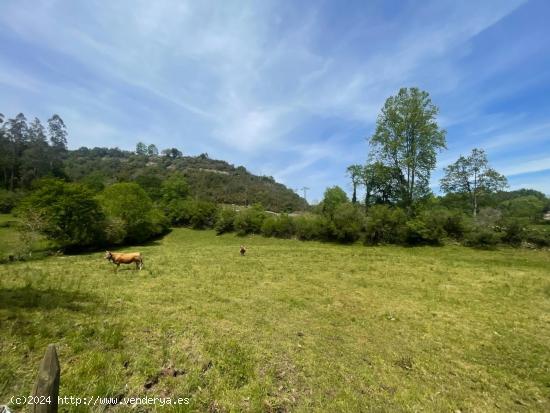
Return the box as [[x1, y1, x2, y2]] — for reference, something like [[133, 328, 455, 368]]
[[64, 148, 307, 212]]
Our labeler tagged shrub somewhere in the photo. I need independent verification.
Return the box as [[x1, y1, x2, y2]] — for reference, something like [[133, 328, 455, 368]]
[[321, 186, 348, 219], [215, 207, 237, 235], [364, 205, 407, 244], [524, 225, 550, 247], [405, 208, 464, 245], [501, 219, 527, 246], [189, 200, 218, 229], [405, 217, 443, 245], [464, 227, 501, 248], [162, 198, 217, 229], [499, 195, 545, 222], [329, 203, 365, 243], [294, 214, 327, 241], [99, 182, 168, 243], [234, 204, 267, 235], [17, 179, 105, 249], [443, 211, 469, 239], [0, 189, 21, 213], [261, 214, 295, 238]]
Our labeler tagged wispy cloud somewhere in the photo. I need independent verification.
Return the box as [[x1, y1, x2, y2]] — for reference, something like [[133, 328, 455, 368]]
[[0, 0, 548, 198]]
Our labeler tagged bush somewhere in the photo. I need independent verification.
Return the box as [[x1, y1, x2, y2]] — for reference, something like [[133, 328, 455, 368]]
[[321, 186, 348, 219], [294, 214, 327, 241], [524, 225, 550, 247], [189, 200, 218, 229], [443, 211, 469, 239], [161, 198, 217, 229], [329, 203, 365, 243], [405, 217, 443, 245], [501, 219, 527, 246], [464, 227, 501, 248], [261, 214, 295, 238], [99, 182, 168, 243], [405, 209, 465, 245], [234, 204, 267, 235], [499, 195, 545, 222], [364, 205, 407, 244], [0, 189, 21, 213], [215, 207, 237, 235], [17, 179, 105, 249]]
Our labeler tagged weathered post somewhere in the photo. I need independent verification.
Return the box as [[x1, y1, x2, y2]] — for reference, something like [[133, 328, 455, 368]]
[[30, 344, 59, 413]]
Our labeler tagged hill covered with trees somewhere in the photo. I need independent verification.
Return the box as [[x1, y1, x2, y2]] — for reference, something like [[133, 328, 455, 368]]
[[0, 112, 307, 213]]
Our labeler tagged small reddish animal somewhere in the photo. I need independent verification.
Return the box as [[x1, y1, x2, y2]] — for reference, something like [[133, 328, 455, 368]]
[[240, 245, 247, 256], [104, 251, 143, 270]]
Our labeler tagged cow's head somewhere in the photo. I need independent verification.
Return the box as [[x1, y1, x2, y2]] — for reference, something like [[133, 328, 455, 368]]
[[104, 251, 113, 261]]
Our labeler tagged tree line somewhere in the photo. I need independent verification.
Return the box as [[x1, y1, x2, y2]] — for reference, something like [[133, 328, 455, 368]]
[[0, 113, 68, 190], [340, 87, 548, 247], [2, 87, 549, 258]]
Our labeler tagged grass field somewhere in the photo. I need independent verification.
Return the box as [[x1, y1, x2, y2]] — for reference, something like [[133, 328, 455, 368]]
[[1, 227, 549, 412], [0, 214, 51, 260]]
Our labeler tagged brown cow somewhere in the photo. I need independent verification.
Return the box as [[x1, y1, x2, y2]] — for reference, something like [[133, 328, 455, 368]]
[[104, 251, 143, 270]]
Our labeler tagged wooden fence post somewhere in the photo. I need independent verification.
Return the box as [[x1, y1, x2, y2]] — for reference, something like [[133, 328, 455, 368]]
[[30, 344, 59, 413]]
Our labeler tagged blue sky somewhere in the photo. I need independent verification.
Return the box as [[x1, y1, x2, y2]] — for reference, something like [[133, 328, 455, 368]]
[[1, 0, 549, 202]]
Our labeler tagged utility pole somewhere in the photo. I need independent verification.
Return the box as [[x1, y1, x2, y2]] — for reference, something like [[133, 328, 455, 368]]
[[300, 186, 310, 203]]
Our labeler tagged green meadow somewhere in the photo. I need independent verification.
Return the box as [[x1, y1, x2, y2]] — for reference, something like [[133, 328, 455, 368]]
[[1, 223, 549, 412]]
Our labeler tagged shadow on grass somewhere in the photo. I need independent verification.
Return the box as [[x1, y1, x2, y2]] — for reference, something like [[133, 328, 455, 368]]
[[0, 285, 100, 312]]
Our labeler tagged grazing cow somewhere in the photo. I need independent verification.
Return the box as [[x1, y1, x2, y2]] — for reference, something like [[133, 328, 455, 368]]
[[104, 251, 143, 270], [240, 245, 247, 256]]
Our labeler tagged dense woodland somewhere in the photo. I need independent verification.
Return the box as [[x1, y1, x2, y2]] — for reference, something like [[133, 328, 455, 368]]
[[1, 88, 549, 257]]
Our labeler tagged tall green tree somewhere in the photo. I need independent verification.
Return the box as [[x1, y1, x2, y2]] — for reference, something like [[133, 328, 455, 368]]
[[135, 142, 147, 155], [47, 114, 68, 150], [369, 87, 446, 210], [4, 113, 29, 189], [440, 148, 508, 217], [362, 161, 398, 207], [321, 186, 348, 219], [21, 118, 52, 186], [346, 164, 363, 203]]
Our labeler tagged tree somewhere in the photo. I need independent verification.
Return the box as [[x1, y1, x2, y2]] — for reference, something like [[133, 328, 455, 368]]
[[440, 148, 507, 217], [346, 164, 363, 203], [147, 144, 158, 157], [135, 142, 147, 155], [47, 114, 68, 150], [161, 173, 190, 203], [99, 183, 157, 243], [4, 113, 29, 189], [369, 87, 446, 210], [321, 186, 348, 219], [17, 179, 105, 249], [161, 148, 183, 158], [330, 203, 365, 243], [362, 162, 398, 207], [500, 195, 545, 222], [21, 118, 51, 186]]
